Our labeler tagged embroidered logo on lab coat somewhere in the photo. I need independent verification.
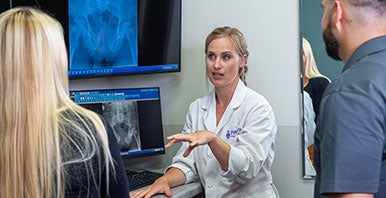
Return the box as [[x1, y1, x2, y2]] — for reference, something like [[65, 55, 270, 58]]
[[226, 128, 242, 139]]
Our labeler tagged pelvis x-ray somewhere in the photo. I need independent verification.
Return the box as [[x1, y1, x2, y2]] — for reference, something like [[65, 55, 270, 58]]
[[102, 101, 141, 152], [69, 0, 138, 69]]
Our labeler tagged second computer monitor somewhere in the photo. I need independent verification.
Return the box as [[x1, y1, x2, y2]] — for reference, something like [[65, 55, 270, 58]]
[[70, 87, 165, 159]]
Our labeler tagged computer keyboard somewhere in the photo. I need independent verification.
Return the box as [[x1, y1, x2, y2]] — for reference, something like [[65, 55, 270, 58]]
[[126, 170, 164, 191]]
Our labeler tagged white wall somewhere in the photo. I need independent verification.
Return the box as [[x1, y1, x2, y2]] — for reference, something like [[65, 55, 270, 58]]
[[70, 0, 315, 197]]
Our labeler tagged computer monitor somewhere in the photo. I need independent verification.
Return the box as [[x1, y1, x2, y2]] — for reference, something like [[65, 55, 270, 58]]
[[70, 87, 165, 159], [7, 0, 182, 79]]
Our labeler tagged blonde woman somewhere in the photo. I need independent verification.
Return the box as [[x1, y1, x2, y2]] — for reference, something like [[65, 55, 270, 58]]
[[0, 7, 129, 197], [302, 37, 330, 121], [132, 26, 278, 198]]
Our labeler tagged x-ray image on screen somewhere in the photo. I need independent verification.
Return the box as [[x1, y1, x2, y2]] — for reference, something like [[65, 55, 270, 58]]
[[68, 0, 138, 69], [102, 101, 141, 153]]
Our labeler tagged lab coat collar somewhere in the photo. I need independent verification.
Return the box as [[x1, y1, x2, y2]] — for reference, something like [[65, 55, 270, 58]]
[[201, 79, 248, 131]]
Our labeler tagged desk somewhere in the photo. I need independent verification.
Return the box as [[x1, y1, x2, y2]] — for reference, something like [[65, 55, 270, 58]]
[[131, 181, 203, 198]]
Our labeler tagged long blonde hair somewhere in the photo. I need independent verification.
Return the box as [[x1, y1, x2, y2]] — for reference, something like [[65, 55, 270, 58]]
[[302, 37, 330, 81], [0, 7, 113, 197]]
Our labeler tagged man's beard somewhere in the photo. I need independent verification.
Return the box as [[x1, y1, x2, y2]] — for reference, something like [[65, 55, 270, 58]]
[[322, 20, 341, 61]]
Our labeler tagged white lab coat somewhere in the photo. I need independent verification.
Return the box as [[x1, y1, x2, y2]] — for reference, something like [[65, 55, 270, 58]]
[[303, 91, 316, 176], [168, 80, 279, 198]]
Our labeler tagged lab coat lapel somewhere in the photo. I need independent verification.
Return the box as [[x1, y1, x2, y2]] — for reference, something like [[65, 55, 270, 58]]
[[216, 80, 246, 132], [216, 106, 233, 132], [202, 91, 216, 132]]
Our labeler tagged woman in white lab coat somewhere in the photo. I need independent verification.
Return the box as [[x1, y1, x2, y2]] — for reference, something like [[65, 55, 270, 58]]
[[131, 26, 279, 198]]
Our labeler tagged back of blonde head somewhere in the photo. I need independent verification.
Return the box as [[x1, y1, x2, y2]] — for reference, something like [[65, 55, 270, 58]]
[[0, 7, 112, 197], [302, 37, 330, 81]]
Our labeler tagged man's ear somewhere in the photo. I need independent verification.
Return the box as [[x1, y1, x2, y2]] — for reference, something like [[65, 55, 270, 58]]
[[333, 1, 344, 31]]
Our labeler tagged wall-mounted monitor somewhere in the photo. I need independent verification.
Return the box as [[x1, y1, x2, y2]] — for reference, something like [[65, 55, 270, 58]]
[[8, 0, 182, 79], [70, 87, 165, 159]]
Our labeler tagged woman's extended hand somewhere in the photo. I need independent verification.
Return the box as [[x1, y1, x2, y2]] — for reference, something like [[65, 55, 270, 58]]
[[165, 130, 216, 157]]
